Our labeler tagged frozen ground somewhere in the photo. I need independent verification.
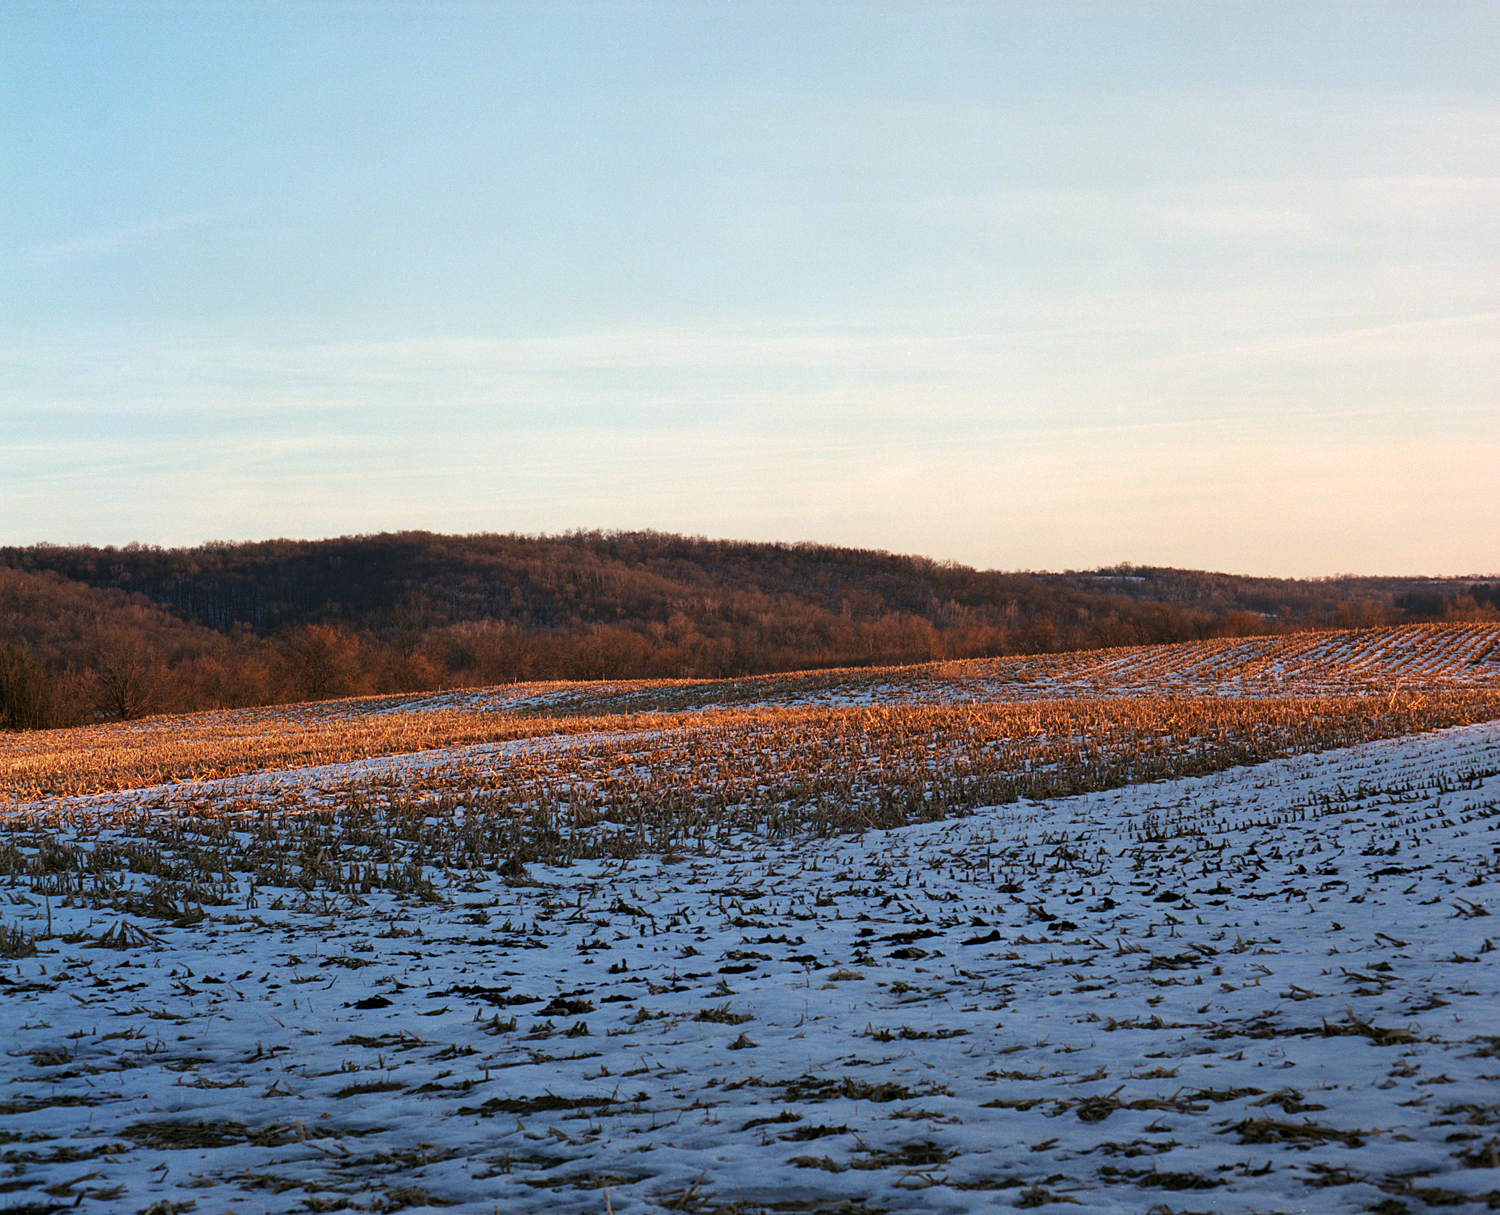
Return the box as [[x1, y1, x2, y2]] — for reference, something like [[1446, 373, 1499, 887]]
[[3, 723, 1499, 1214]]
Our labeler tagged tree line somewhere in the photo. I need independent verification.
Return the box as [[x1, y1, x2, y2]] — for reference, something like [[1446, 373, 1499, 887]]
[[2, 531, 1494, 727]]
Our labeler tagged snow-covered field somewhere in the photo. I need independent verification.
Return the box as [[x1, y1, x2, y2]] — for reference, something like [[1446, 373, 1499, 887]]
[[277, 623, 1500, 721], [4, 722, 1498, 1214]]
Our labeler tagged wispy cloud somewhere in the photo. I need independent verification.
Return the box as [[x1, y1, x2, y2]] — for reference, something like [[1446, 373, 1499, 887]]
[[20, 213, 211, 266]]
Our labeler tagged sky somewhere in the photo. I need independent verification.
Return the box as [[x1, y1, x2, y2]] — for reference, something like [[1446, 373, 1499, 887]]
[[2, 1, 1496, 578]]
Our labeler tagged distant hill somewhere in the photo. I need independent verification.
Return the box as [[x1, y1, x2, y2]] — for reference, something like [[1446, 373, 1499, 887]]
[[1039, 565, 1497, 624], [2, 531, 1495, 725]]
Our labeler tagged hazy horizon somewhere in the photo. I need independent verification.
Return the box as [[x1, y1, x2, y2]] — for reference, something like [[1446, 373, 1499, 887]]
[[4, 2, 1496, 578]]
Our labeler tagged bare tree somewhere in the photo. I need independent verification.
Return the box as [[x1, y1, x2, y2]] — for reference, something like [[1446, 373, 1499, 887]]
[[85, 630, 163, 720], [0, 640, 56, 729], [275, 624, 365, 702]]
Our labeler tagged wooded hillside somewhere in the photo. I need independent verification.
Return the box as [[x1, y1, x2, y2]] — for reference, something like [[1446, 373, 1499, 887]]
[[2, 531, 1494, 726]]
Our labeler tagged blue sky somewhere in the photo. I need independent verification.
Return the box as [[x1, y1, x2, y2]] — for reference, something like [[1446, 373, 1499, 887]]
[[2, 1, 1496, 576]]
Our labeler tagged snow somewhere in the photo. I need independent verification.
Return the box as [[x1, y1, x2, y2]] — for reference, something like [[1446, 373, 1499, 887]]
[[292, 623, 1500, 721], [4, 721, 1498, 1213]]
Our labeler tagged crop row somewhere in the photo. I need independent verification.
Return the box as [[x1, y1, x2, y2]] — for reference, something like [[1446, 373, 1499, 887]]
[[6, 692, 1500, 908]]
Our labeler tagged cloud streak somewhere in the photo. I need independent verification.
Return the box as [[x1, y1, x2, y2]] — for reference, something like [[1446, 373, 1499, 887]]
[[19, 213, 213, 267]]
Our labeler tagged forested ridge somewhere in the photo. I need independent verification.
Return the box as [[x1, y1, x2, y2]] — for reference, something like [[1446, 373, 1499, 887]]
[[2, 530, 1495, 726]]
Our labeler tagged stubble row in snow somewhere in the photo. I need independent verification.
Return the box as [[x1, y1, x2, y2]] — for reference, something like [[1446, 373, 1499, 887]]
[[3, 722, 1498, 1213]]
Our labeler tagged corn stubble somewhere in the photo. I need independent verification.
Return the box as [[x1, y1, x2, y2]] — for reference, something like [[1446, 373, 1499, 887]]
[[3, 624, 1499, 1215], [4, 624, 1500, 899]]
